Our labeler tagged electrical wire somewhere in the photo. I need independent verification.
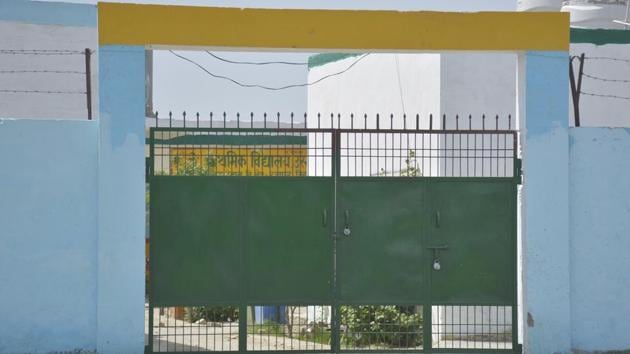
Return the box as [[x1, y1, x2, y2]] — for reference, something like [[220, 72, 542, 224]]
[[394, 55, 406, 115], [583, 72, 630, 83], [206, 52, 307, 66], [170, 51, 369, 91]]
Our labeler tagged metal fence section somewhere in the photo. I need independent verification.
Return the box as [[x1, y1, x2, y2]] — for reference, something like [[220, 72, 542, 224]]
[[148, 112, 518, 179], [247, 305, 332, 351], [150, 306, 240, 352], [431, 305, 513, 350]]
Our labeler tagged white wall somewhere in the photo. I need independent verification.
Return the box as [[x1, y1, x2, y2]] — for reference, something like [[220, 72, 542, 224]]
[[307, 54, 441, 128], [441, 53, 517, 129], [306, 53, 518, 177], [0, 21, 97, 120]]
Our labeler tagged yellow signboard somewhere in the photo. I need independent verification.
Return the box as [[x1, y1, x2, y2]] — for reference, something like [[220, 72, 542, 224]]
[[170, 147, 307, 176]]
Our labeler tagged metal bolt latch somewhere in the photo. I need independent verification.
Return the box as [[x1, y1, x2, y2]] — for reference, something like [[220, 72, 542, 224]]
[[343, 209, 351, 236], [427, 245, 448, 271]]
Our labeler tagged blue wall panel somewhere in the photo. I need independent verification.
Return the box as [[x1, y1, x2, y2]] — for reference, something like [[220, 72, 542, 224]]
[[569, 128, 630, 352], [0, 119, 98, 353]]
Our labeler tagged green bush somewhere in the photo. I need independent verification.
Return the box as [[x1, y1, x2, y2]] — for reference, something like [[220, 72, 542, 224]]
[[340, 305, 422, 348], [185, 306, 239, 323]]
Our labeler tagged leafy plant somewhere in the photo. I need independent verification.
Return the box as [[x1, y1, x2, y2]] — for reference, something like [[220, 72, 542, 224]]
[[185, 306, 239, 323], [340, 305, 422, 348]]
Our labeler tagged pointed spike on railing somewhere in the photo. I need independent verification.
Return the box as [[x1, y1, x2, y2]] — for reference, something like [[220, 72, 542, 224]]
[[482, 114, 486, 130], [277, 112, 280, 128], [403, 114, 406, 130], [250, 112, 254, 128], [350, 113, 354, 129], [390, 113, 394, 129], [442, 114, 446, 130], [303, 112, 307, 128], [496, 114, 499, 130], [337, 113, 341, 129], [416, 114, 420, 130], [210, 112, 213, 128], [290, 112, 294, 129], [376, 113, 380, 130], [237, 112, 240, 128], [223, 111, 227, 128], [196, 112, 200, 128], [429, 114, 433, 131], [469, 114, 472, 130], [264, 112, 267, 128], [456, 114, 459, 130], [508, 114, 512, 130], [183, 111, 186, 128]]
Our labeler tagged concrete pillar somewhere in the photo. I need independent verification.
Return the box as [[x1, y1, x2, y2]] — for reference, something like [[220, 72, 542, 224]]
[[97, 45, 146, 353], [519, 51, 571, 354]]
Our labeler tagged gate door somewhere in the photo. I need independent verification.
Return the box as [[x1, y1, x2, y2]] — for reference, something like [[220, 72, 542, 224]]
[[148, 118, 520, 354], [336, 179, 427, 303]]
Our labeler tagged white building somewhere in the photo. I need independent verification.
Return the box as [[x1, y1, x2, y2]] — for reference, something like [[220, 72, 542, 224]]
[[307, 53, 516, 130]]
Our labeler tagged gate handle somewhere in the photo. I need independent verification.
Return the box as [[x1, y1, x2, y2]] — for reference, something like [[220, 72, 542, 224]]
[[322, 208, 328, 227]]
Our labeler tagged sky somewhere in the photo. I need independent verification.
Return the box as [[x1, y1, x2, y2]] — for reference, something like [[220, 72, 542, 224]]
[[41, 0, 518, 120]]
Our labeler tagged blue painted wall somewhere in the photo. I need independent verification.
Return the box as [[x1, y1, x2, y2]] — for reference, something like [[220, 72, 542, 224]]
[[97, 45, 146, 353], [569, 128, 630, 352], [0, 119, 98, 353], [522, 51, 571, 354], [0, 0, 96, 27]]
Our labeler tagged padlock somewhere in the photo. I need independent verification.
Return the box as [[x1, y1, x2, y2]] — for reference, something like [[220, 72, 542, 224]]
[[433, 259, 441, 271]]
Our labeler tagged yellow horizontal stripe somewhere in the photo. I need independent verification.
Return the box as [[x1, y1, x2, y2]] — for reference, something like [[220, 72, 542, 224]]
[[98, 3, 569, 51]]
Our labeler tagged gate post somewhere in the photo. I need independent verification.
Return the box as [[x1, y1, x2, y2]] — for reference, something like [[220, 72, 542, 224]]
[[519, 51, 571, 354], [97, 45, 146, 353]]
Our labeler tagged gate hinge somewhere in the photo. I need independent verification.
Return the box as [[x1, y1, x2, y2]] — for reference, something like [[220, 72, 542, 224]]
[[515, 158, 523, 184]]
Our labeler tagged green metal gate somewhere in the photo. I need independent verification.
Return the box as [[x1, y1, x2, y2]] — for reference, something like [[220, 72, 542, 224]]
[[147, 116, 520, 354]]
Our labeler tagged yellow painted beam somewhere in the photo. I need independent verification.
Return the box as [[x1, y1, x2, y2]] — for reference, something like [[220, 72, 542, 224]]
[[98, 2, 569, 51]]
